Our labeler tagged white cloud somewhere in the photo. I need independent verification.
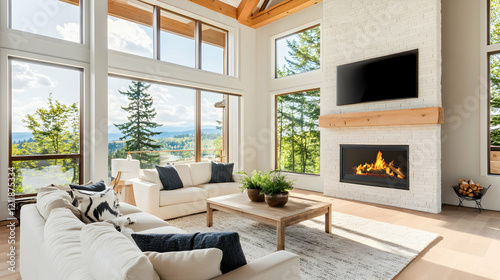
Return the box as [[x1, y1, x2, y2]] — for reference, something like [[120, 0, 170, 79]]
[[11, 61, 55, 93], [12, 96, 46, 132], [201, 97, 223, 127], [56, 22, 80, 43], [108, 17, 153, 57]]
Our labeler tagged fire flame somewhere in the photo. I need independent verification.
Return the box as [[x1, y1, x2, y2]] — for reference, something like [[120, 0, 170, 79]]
[[355, 151, 405, 179]]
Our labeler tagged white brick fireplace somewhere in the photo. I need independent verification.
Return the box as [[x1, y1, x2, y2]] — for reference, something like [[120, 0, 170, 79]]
[[321, 0, 442, 213]]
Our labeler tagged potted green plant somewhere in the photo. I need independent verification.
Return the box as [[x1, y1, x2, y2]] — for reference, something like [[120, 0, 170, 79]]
[[261, 172, 294, 207], [237, 170, 271, 202]]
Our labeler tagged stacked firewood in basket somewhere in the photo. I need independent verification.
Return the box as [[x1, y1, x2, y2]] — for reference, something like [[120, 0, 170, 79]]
[[458, 179, 484, 197]]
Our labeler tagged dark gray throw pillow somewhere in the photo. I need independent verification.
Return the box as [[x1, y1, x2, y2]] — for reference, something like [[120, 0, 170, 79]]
[[155, 165, 184, 190], [70, 180, 107, 192], [131, 232, 247, 274], [209, 162, 234, 183]]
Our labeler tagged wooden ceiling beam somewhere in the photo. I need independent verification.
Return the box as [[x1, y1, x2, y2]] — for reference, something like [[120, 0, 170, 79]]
[[248, 0, 322, 29], [187, 0, 238, 19], [237, 0, 260, 24]]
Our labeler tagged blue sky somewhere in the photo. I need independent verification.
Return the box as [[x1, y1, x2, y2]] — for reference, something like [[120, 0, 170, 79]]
[[11, 60, 81, 133], [11, 0, 81, 42]]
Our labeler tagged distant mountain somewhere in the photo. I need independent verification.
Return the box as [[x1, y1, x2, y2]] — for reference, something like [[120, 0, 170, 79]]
[[12, 132, 33, 142], [109, 129, 221, 142], [13, 127, 221, 143]]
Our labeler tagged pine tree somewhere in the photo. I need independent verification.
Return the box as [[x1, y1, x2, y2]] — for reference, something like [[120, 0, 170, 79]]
[[114, 81, 162, 167], [276, 26, 321, 174], [278, 26, 320, 78]]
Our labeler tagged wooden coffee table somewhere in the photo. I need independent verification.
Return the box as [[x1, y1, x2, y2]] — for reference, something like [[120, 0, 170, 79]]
[[206, 193, 332, 251]]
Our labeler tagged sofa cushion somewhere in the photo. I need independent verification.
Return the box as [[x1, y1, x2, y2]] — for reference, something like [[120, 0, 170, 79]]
[[146, 249, 223, 280], [132, 232, 247, 274], [73, 187, 121, 223], [81, 222, 159, 280], [118, 202, 143, 215], [155, 165, 184, 190], [70, 180, 107, 192], [143, 169, 162, 186], [174, 164, 194, 187], [123, 212, 171, 232], [198, 183, 239, 198], [44, 208, 94, 279], [209, 162, 235, 183], [189, 162, 212, 186], [37, 186, 81, 220], [159, 187, 207, 206]]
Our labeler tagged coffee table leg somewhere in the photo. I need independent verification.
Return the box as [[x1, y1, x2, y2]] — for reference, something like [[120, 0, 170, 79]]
[[325, 206, 332, 233], [277, 222, 285, 251], [207, 203, 213, 227]]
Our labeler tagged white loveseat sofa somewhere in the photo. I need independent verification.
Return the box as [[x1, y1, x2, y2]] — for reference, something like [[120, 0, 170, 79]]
[[20, 188, 301, 280], [132, 162, 240, 219]]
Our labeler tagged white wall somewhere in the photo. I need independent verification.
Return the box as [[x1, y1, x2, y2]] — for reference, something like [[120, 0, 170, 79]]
[[441, 0, 500, 210], [253, 3, 324, 192]]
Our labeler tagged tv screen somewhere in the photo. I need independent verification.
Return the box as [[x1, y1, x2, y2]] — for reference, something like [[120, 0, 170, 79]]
[[336, 49, 418, 106]]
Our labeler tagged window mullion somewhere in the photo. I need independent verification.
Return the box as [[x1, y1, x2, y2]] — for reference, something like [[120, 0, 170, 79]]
[[195, 20, 202, 69], [153, 5, 161, 60], [195, 90, 201, 162]]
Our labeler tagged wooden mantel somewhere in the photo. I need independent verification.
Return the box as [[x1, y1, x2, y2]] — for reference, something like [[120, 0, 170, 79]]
[[319, 107, 444, 128]]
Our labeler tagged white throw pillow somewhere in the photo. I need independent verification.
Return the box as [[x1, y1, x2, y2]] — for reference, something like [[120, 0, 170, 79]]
[[174, 164, 194, 187], [189, 162, 212, 186], [145, 249, 223, 280], [143, 169, 162, 186], [81, 222, 159, 280], [73, 187, 121, 223], [36, 186, 81, 220]]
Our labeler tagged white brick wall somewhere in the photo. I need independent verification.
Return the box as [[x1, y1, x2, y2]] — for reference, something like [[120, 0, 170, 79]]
[[321, 0, 442, 213]]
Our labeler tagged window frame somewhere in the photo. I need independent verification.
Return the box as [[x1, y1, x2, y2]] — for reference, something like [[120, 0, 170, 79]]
[[8, 0, 84, 44], [274, 88, 321, 176], [8, 56, 85, 197], [273, 24, 321, 79], [108, 74, 237, 166], [107, 1, 229, 75]]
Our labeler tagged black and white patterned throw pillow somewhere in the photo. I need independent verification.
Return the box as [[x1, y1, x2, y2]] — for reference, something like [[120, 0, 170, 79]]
[[73, 187, 122, 223]]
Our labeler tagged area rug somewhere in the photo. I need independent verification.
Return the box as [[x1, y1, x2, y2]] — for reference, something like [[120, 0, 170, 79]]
[[168, 211, 438, 280]]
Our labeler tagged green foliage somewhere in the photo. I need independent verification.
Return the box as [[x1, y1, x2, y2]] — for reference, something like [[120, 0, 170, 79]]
[[13, 94, 80, 194], [114, 81, 162, 168], [277, 26, 320, 78], [237, 170, 272, 191], [492, 1, 500, 146], [275, 26, 321, 174], [277, 90, 320, 174], [260, 173, 294, 195]]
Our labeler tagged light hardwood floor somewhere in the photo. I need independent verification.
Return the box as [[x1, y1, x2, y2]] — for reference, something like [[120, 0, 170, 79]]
[[2, 189, 500, 280]]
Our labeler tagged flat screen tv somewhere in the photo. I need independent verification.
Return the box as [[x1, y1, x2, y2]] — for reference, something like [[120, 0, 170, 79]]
[[336, 49, 418, 106]]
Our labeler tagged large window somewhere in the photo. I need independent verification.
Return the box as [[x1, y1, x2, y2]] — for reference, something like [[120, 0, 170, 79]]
[[108, 0, 154, 58], [108, 0, 228, 75], [275, 25, 320, 78], [160, 10, 196, 68], [108, 76, 233, 173], [10, 58, 83, 195], [489, 0, 500, 174], [10, 0, 82, 43], [276, 90, 320, 174]]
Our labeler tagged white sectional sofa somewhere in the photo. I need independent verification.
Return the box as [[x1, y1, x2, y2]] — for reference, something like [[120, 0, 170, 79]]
[[20, 188, 301, 280], [132, 162, 240, 219]]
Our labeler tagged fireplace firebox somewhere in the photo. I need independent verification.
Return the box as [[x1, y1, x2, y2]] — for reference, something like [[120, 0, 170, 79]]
[[340, 145, 409, 190]]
